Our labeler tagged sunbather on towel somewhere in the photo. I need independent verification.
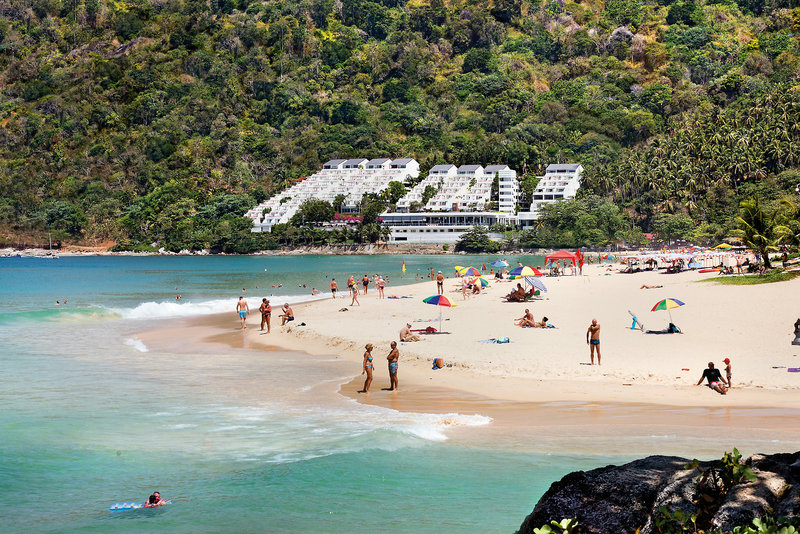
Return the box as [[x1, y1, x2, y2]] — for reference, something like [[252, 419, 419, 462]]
[[535, 316, 549, 328]]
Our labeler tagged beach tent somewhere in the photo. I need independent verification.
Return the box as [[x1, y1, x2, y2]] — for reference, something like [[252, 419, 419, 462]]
[[544, 250, 578, 265]]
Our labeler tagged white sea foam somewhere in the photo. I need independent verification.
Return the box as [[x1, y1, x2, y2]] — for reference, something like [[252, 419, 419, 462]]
[[124, 337, 149, 352], [110, 294, 328, 320]]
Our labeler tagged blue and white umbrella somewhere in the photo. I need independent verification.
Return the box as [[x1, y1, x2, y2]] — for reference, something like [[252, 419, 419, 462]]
[[525, 276, 547, 293], [490, 260, 509, 268]]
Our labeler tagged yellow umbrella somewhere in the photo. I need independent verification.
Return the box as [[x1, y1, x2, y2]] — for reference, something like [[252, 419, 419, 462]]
[[714, 243, 733, 250]]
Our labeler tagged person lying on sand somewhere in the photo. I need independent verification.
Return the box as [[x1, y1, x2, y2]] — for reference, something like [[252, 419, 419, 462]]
[[640, 284, 663, 289], [514, 309, 536, 327], [399, 323, 421, 342], [535, 316, 549, 328]]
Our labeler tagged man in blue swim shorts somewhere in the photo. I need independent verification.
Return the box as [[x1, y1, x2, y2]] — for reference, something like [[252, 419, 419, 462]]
[[387, 341, 399, 391], [236, 296, 249, 330], [586, 318, 601, 365]]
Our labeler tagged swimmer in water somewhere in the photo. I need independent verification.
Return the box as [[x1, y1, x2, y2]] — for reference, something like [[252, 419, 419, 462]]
[[144, 491, 167, 508]]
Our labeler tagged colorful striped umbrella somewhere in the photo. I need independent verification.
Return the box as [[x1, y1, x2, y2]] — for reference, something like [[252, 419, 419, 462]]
[[423, 295, 457, 331], [490, 260, 509, 268], [651, 298, 685, 323], [423, 295, 457, 307], [458, 266, 481, 277], [472, 276, 490, 288], [508, 265, 543, 277]]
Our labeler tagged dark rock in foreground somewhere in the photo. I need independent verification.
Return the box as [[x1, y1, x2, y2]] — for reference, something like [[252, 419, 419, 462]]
[[518, 452, 800, 533]]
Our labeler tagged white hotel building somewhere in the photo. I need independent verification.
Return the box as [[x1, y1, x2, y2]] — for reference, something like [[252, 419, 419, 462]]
[[247, 158, 420, 232], [246, 159, 582, 243]]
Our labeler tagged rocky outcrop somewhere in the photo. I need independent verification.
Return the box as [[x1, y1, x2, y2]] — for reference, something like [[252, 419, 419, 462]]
[[518, 452, 800, 534]]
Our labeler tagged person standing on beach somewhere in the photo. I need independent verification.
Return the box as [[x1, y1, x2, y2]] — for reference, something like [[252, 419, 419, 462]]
[[377, 276, 386, 299], [387, 341, 399, 391], [360, 343, 374, 393], [436, 271, 444, 295], [362, 274, 370, 295], [586, 318, 601, 365], [330, 278, 337, 299], [723, 357, 732, 388], [259, 298, 271, 333], [350, 284, 361, 306], [236, 296, 249, 330]]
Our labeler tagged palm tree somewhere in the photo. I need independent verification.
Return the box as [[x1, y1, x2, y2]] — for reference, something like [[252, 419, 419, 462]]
[[775, 198, 800, 248], [733, 197, 778, 268]]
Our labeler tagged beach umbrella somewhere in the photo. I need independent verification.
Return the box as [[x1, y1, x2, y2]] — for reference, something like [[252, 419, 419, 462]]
[[423, 295, 457, 331], [458, 266, 481, 277], [472, 276, 490, 288], [454, 265, 465, 272], [714, 243, 733, 250], [508, 265, 543, 277], [490, 260, 509, 268], [524, 276, 547, 293], [651, 298, 685, 323]]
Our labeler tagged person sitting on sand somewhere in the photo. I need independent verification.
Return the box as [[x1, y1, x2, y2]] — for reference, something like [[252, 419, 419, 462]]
[[696, 362, 728, 394], [471, 283, 481, 295], [640, 284, 663, 289], [515, 309, 536, 327], [399, 323, 421, 342], [506, 283, 526, 302], [144, 491, 167, 508], [279, 303, 294, 325]]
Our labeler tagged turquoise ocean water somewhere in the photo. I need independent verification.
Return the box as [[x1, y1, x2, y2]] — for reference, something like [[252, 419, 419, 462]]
[[0, 254, 755, 533]]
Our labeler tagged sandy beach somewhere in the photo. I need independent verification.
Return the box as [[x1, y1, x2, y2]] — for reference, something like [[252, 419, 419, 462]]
[[130, 262, 800, 454], [227, 264, 800, 408]]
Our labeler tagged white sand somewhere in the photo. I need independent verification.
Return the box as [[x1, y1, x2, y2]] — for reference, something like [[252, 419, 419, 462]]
[[242, 264, 800, 409]]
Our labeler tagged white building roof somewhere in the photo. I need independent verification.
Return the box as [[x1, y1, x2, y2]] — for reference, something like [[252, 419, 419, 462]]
[[344, 158, 368, 166], [392, 158, 416, 165], [430, 164, 456, 172], [484, 165, 510, 173], [458, 165, 483, 173], [546, 163, 582, 172], [367, 158, 392, 165], [324, 159, 347, 167]]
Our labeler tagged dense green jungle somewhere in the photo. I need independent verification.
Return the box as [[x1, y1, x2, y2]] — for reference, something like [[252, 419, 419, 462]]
[[1, 0, 800, 252]]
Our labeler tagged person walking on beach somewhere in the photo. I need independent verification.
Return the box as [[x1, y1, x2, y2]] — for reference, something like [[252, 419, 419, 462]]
[[436, 271, 444, 295], [723, 357, 732, 388], [362, 274, 370, 295], [360, 343, 374, 393], [259, 298, 271, 333], [236, 296, 249, 330], [586, 318, 601, 365], [696, 362, 728, 394], [330, 278, 337, 299], [386, 341, 399, 391], [350, 284, 360, 306]]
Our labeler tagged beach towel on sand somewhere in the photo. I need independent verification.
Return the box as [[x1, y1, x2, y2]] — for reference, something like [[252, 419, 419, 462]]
[[478, 337, 511, 344]]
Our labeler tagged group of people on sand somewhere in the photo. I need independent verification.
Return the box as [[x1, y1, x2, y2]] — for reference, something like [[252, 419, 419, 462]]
[[331, 274, 387, 303], [235, 296, 293, 332], [359, 341, 400, 393], [514, 309, 548, 329]]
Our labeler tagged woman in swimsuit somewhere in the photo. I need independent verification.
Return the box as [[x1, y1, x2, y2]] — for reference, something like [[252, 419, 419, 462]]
[[360, 343, 374, 393], [259, 298, 271, 333]]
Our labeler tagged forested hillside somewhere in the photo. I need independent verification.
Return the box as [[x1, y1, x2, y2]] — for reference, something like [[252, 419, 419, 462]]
[[1, 0, 799, 251]]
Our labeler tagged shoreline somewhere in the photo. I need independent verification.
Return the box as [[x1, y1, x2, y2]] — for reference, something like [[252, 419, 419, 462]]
[[135, 281, 800, 453]]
